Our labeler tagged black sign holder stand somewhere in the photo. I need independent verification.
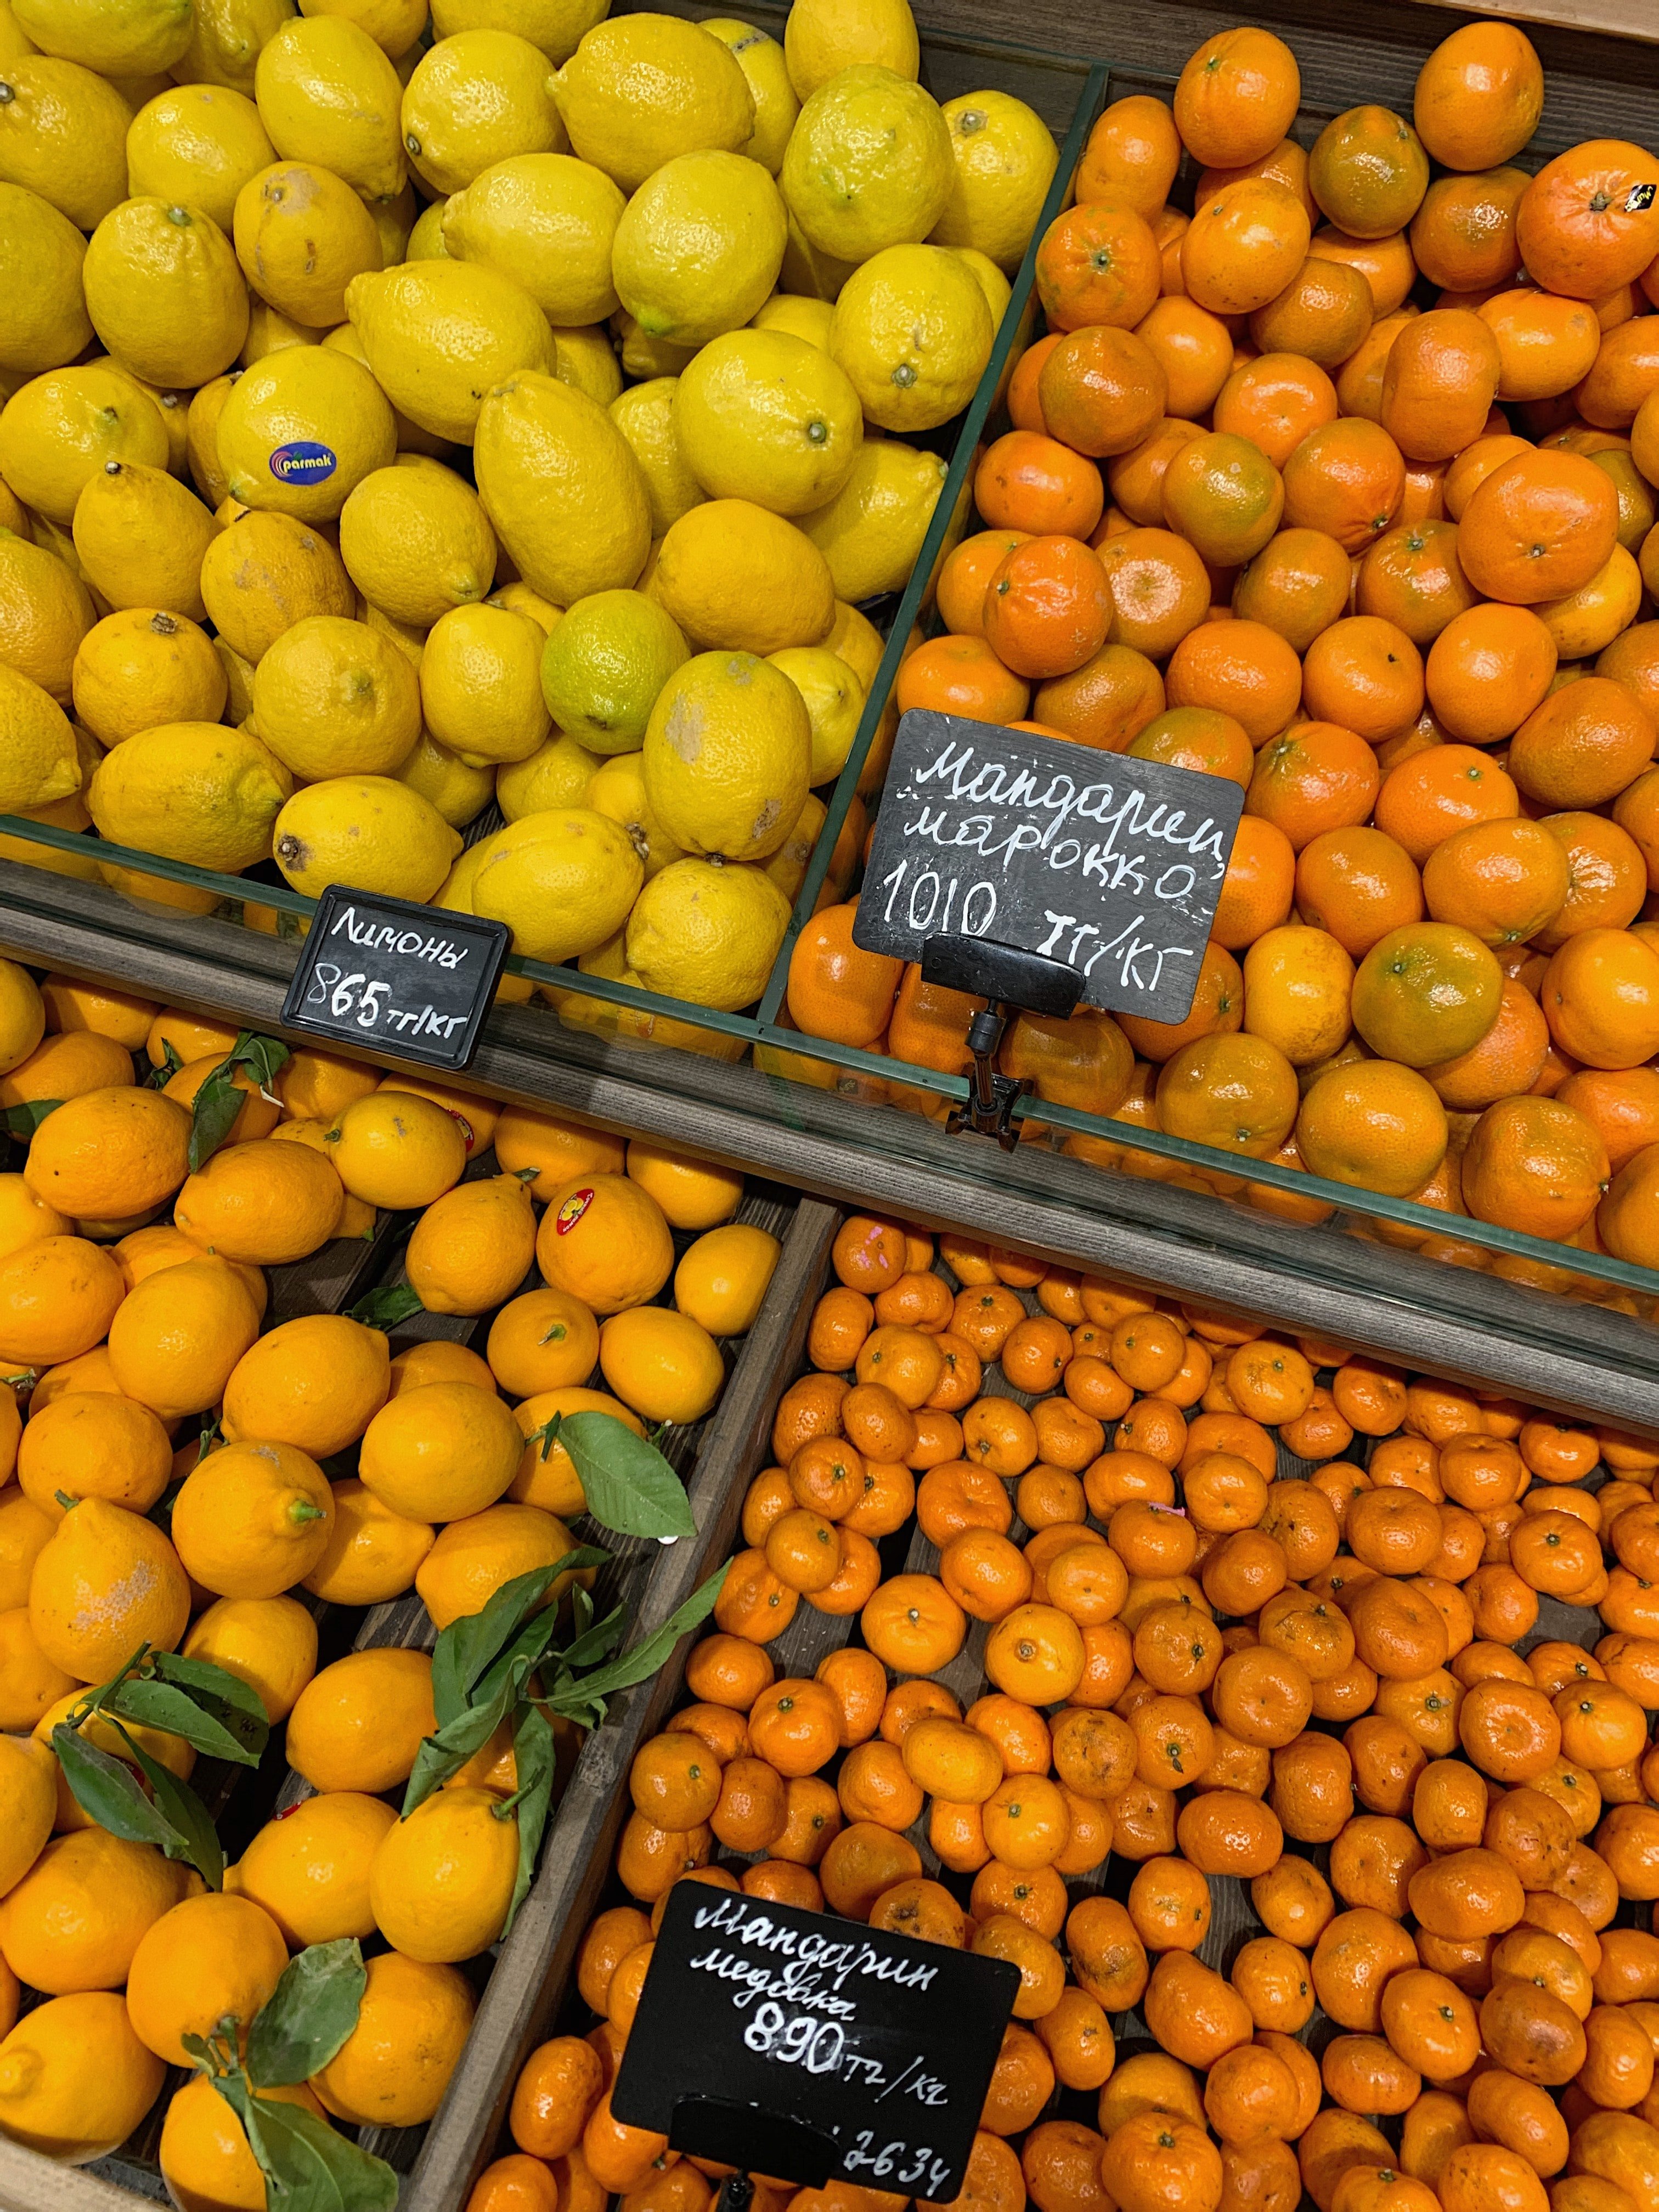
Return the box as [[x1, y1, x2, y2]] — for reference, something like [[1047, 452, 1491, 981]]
[[922, 933, 1084, 1152], [670, 2096, 840, 2212]]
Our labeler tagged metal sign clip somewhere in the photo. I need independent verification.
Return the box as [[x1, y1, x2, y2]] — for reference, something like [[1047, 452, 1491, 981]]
[[921, 933, 1084, 1153]]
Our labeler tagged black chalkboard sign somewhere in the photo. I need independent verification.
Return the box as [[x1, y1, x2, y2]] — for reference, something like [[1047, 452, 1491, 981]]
[[611, 1885, 1019, 2204], [852, 708, 1244, 1025], [279, 885, 511, 1071]]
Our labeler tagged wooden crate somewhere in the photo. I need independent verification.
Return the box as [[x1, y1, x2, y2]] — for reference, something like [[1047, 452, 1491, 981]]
[[0, 1182, 839, 2212]]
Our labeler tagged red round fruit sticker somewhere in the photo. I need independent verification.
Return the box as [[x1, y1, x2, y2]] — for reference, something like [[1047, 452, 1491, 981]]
[[555, 1188, 595, 1235]]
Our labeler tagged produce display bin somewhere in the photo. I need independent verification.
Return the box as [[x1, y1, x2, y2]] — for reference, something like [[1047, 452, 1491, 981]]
[[0, 1145, 838, 2212]]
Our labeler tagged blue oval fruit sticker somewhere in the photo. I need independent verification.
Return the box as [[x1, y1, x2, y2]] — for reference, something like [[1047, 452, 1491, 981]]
[[269, 439, 338, 484]]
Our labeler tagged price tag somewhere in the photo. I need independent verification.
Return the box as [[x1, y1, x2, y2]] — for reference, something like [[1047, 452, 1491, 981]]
[[611, 1885, 1019, 2204], [853, 708, 1244, 1025], [278, 884, 511, 1072]]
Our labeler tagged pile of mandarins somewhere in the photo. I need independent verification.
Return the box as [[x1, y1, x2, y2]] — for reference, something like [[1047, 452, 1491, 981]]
[[787, 20, 1659, 1293], [468, 1213, 1659, 2212]]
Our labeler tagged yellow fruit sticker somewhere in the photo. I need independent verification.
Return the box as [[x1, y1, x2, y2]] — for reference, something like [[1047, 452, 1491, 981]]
[[555, 1188, 595, 1236]]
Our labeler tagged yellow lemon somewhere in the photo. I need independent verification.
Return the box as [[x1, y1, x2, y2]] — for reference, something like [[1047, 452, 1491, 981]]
[[615, 311, 698, 381], [71, 609, 227, 746], [0, 182, 90, 377], [38, 975, 154, 1049], [238, 297, 324, 366], [402, 29, 567, 196], [799, 435, 948, 600], [495, 729, 599, 819], [200, 507, 355, 663], [930, 89, 1059, 272], [674, 1219, 780, 1334], [442, 150, 621, 326], [297, 0, 427, 60], [88, 720, 291, 872], [767, 643, 864, 782], [346, 259, 556, 446], [0, 663, 78, 822], [405, 1173, 537, 1314], [107, 1255, 262, 1421], [551, 324, 621, 407], [509, 1381, 636, 1512], [397, 729, 495, 827], [830, 241, 994, 431], [171, 1438, 335, 1599], [28, 1494, 190, 1684], [641, 646, 810, 860], [221, 1312, 390, 1458], [82, 199, 249, 392], [751, 292, 835, 349], [469, 806, 644, 962], [0, 1990, 166, 2162], [783, 0, 918, 99], [624, 1139, 742, 1228], [126, 1891, 289, 2064], [338, 456, 497, 626], [0, 1172, 65, 1268], [610, 376, 705, 538], [473, 369, 651, 605], [0, 1610, 76, 1733], [251, 613, 421, 777], [184, 373, 239, 506], [231, 1792, 396, 1945], [176, 0, 311, 95], [954, 245, 1013, 329], [302, 1479, 433, 1604], [0, 528, 94, 704], [415, 1500, 589, 1629], [11, 0, 191, 73], [18, 1392, 172, 1520], [586, 752, 683, 880], [0, 362, 169, 527], [309, 1951, 474, 2128], [674, 328, 862, 516], [173, 1135, 346, 1264], [779, 207, 860, 304], [405, 198, 448, 258], [254, 16, 406, 200], [160, 2075, 327, 2211], [552, 12, 753, 194], [484, 1285, 599, 1396], [612, 149, 786, 348], [273, 773, 461, 898], [420, 602, 550, 764], [599, 1304, 724, 1423], [71, 458, 219, 625], [326, 1087, 466, 1207], [538, 586, 688, 754], [0, 55, 129, 230], [126, 85, 275, 234], [182, 1592, 318, 1722], [232, 160, 384, 333], [702, 18, 797, 174], [0, 1733, 53, 1899], [626, 854, 791, 1009], [359, 1379, 523, 1521], [284, 1645, 435, 1795], [653, 498, 834, 657], [431, 0, 602, 60], [782, 66, 951, 262]]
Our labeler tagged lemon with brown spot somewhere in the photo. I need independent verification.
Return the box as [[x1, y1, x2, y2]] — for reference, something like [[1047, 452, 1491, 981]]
[[326, 1088, 467, 1209], [183, 1593, 317, 1723], [586, 753, 684, 880], [359, 1378, 524, 1521], [201, 508, 355, 663], [0, 1175, 63, 1267], [24, 1086, 190, 1223], [302, 1479, 434, 1605], [285, 1645, 435, 1795], [232, 1791, 397, 1946], [642, 647, 811, 862]]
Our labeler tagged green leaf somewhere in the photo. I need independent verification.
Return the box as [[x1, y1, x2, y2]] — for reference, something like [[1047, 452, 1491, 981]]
[[145, 1040, 184, 1088], [557, 1410, 695, 1539], [402, 1678, 521, 1816], [52, 1723, 187, 1854], [215, 2070, 398, 2212], [3, 1099, 61, 1137], [501, 1703, 556, 1938], [119, 1725, 224, 1889], [110, 1660, 268, 1766], [153, 1649, 270, 1742], [430, 1553, 609, 1728], [543, 1562, 729, 1712], [187, 1031, 292, 1170], [347, 1282, 424, 1328], [246, 1941, 366, 2089]]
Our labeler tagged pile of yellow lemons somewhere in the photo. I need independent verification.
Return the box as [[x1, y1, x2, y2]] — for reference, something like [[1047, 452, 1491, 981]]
[[0, 0, 1058, 1018], [0, 955, 781, 2187]]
